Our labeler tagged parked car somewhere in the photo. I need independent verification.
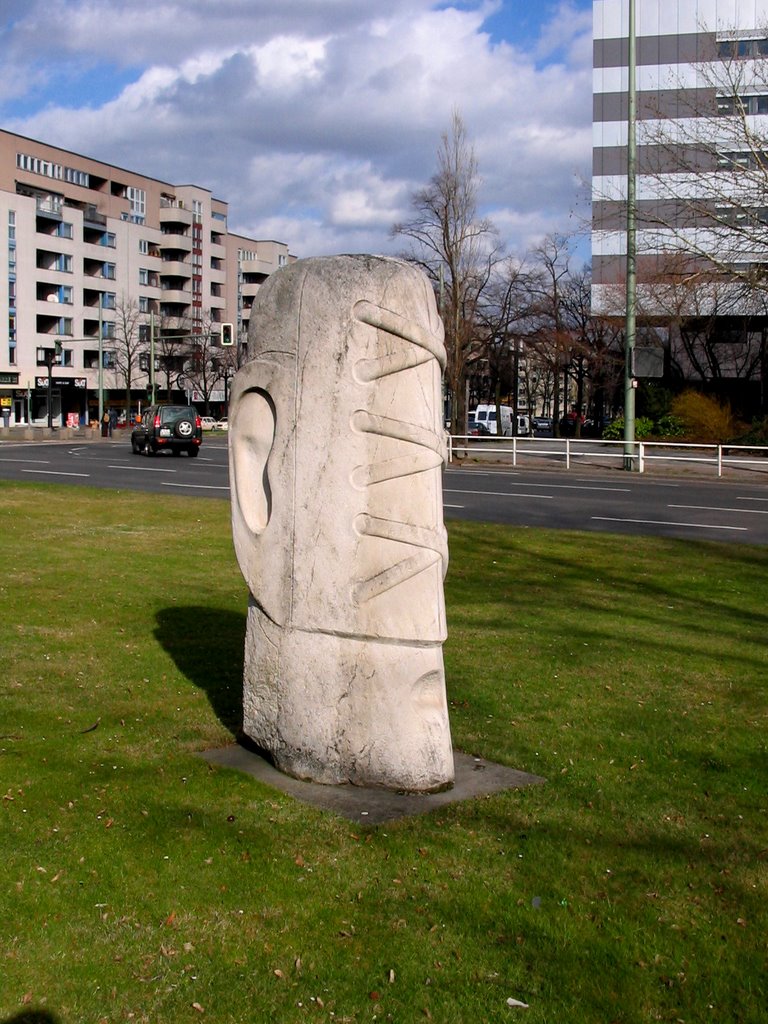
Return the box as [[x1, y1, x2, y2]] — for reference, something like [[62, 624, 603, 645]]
[[200, 416, 218, 431], [467, 412, 490, 436], [531, 416, 553, 434], [131, 405, 203, 457], [215, 417, 228, 431]]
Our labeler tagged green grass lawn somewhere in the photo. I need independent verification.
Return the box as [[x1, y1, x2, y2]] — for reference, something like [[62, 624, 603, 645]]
[[1, 482, 766, 1024]]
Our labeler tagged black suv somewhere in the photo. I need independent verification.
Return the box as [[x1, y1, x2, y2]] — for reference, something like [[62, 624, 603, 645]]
[[131, 405, 203, 457]]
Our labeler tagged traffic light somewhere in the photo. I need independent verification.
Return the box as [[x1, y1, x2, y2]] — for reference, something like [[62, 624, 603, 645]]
[[221, 323, 234, 346], [54, 340, 62, 363], [139, 352, 149, 372]]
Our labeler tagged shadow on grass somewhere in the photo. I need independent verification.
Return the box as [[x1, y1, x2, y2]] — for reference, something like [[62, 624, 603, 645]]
[[2, 1014, 62, 1024], [154, 605, 245, 736]]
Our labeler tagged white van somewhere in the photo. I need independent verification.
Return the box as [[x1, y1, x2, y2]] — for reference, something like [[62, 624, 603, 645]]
[[474, 405, 530, 436], [474, 404, 511, 436]]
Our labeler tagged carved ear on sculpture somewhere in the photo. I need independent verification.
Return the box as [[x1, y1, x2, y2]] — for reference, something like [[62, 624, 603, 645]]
[[231, 387, 275, 536]]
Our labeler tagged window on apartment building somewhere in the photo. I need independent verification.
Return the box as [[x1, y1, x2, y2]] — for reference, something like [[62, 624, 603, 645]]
[[58, 285, 73, 304], [102, 262, 116, 280], [101, 292, 116, 310], [9, 314, 16, 364], [139, 268, 150, 285], [139, 296, 150, 313], [101, 231, 116, 248], [718, 93, 768, 116], [102, 323, 116, 341], [56, 254, 73, 273], [17, 152, 64, 179], [64, 166, 89, 187], [55, 318, 73, 336], [127, 187, 146, 224], [718, 38, 768, 60], [55, 221, 73, 239], [193, 199, 203, 223], [716, 204, 768, 226], [278, 254, 287, 266]]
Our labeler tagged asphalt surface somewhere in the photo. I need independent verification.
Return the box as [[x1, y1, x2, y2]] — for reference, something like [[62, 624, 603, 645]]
[[1, 432, 767, 544]]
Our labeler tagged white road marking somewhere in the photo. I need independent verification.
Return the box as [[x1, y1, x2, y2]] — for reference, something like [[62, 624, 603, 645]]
[[670, 504, 768, 515], [22, 469, 89, 478], [108, 464, 177, 473], [736, 495, 768, 502], [162, 482, 230, 491], [0, 458, 50, 464], [443, 503, 465, 509], [593, 516, 746, 532], [443, 488, 554, 499]]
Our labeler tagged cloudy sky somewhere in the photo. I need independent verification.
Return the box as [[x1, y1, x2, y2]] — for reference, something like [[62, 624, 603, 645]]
[[0, 0, 593, 260]]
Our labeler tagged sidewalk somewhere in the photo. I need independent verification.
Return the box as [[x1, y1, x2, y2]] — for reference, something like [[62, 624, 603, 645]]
[[0, 424, 120, 442]]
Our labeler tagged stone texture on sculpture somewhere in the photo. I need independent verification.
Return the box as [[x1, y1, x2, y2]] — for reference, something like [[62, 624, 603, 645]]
[[229, 254, 454, 791]]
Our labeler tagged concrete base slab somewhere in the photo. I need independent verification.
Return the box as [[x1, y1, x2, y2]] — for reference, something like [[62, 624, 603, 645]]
[[198, 743, 545, 823]]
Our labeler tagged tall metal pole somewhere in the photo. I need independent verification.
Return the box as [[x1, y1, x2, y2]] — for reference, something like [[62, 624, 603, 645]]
[[98, 298, 104, 425], [623, 0, 637, 470], [150, 311, 156, 405]]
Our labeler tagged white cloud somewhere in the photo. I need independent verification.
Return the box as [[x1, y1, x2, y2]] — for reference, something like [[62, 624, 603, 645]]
[[0, 0, 594, 260]]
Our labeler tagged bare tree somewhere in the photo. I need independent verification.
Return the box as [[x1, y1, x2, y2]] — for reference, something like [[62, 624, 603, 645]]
[[524, 235, 578, 435], [178, 312, 227, 415], [111, 296, 147, 418], [154, 314, 193, 401], [560, 266, 624, 429], [393, 110, 501, 434], [475, 258, 531, 432]]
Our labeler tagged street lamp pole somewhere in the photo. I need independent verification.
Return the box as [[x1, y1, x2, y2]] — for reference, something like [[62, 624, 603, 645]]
[[623, 0, 638, 470], [150, 311, 156, 405], [98, 298, 104, 424]]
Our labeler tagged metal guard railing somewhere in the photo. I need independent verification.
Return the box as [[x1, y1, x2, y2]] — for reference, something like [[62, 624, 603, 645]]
[[446, 435, 768, 478]]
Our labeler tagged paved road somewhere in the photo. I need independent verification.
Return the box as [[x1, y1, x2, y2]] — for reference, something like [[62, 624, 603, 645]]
[[1, 436, 767, 544], [443, 465, 768, 544]]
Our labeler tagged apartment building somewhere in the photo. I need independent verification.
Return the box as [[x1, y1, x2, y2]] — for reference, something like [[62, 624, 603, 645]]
[[592, 0, 768, 411], [0, 129, 291, 426]]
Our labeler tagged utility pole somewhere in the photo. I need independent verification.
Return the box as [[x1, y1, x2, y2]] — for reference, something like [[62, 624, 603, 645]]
[[149, 311, 156, 405], [98, 297, 104, 424], [623, 0, 638, 470]]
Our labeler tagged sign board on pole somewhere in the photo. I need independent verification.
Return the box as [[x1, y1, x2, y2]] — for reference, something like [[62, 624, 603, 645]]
[[633, 346, 664, 378]]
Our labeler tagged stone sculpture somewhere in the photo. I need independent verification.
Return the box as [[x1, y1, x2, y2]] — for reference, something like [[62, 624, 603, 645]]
[[229, 254, 454, 791]]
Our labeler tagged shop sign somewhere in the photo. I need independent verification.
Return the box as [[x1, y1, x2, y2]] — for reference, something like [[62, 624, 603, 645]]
[[0, 373, 19, 385], [35, 377, 89, 389]]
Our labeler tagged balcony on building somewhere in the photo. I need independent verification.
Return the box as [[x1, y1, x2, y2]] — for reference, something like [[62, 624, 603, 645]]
[[36, 249, 73, 275], [83, 224, 117, 248], [160, 230, 193, 253], [159, 259, 192, 281], [33, 194, 64, 219], [240, 257, 275, 277], [37, 282, 73, 307], [36, 313, 73, 338], [159, 198, 194, 230], [83, 204, 108, 227], [84, 257, 117, 281], [82, 316, 115, 341]]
